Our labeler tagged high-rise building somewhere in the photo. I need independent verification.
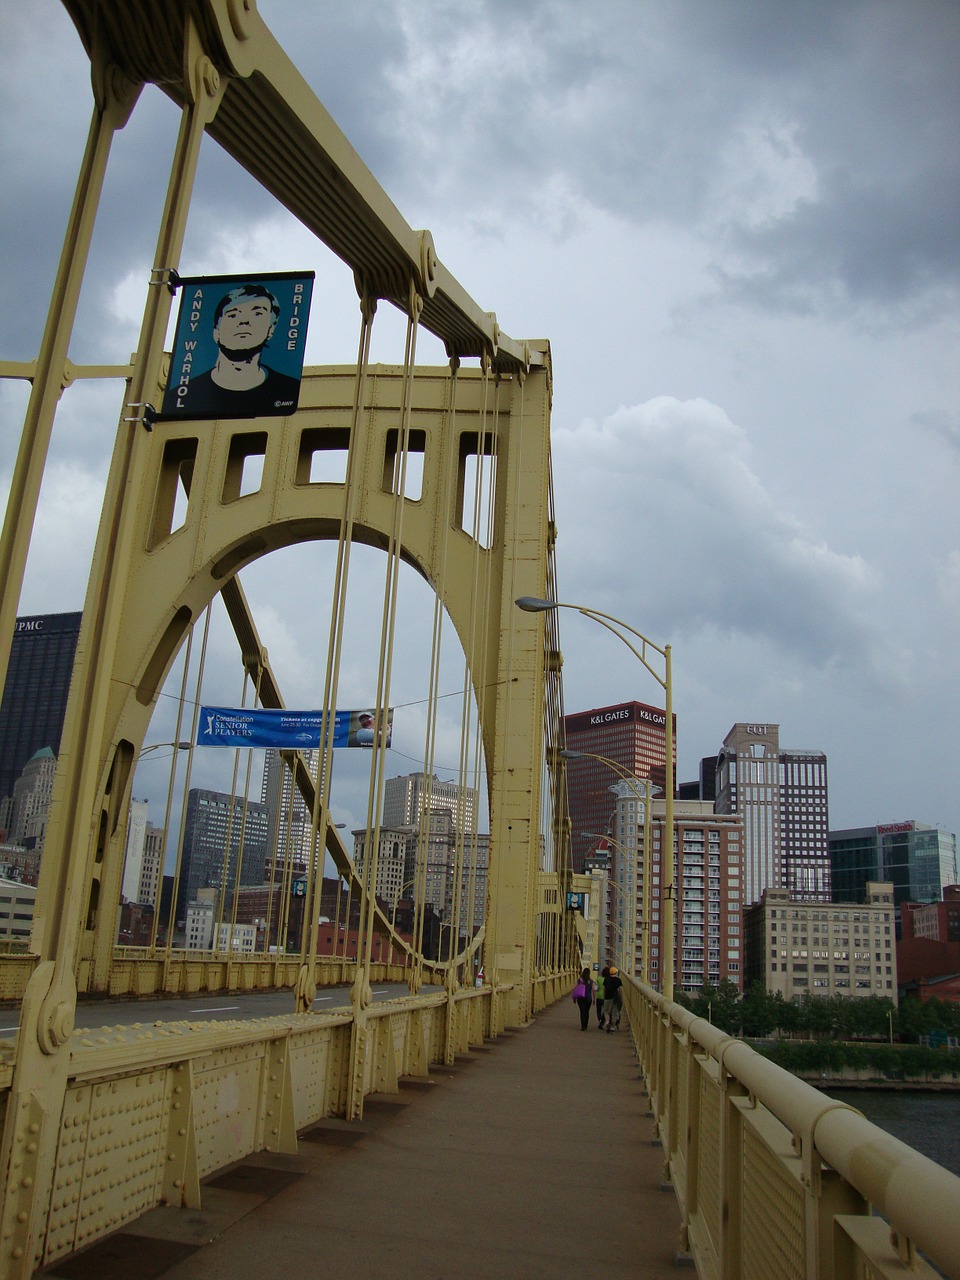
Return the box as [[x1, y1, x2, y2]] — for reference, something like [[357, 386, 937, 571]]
[[452, 831, 489, 932], [382, 772, 477, 834], [176, 788, 271, 925], [352, 826, 409, 907], [139, 822, 166, 908], [9, 747, 57, 849], [744, 881, 897, 1002], [0, 612, 81, 807], [374, 774, 486, 932], [715, 723, 830, 907], [260, 747, 321, 869], [829, 822, 958, 910], [120, 799, 149, 904], [117, 803, 164, 909], [564, 700, 675, 872], [779, 748, 831, 901], [609, 793, 744, 993], [352, 808, 489, 932]]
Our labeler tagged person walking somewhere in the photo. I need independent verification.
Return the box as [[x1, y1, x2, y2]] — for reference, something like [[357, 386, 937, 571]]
[[604, 965, 623, 1032], [596, 966, 608, 1029], [571, 966, 594, 1030]]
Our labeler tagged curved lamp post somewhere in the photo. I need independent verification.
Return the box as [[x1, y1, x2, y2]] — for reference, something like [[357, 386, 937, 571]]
[[517, 596, 675, 1000], [139, 740, 192, 757]]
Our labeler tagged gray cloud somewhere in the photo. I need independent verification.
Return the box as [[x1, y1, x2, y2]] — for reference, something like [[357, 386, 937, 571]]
[[292, 0, 960, 316], [717, 165, 960, 316], [915, 409, 960, 456], [2, 1, 958, 843], [553, 398, 888, 676]]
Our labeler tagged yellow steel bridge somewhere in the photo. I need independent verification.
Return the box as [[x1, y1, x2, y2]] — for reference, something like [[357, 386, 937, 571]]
[[0, 3, 957, 1275]]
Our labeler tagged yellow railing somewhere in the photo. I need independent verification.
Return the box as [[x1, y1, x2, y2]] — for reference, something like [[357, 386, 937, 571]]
[[0, 950, 453, 1001], [623, 976, 960, 1279]]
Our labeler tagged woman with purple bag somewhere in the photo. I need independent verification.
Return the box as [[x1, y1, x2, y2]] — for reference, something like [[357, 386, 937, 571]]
[[571, 966, 594, 1030]]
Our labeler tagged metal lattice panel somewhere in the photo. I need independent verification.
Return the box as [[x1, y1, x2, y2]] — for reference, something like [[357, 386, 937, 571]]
[[675, 1060, 689, 1176], [696, 1075, 722, 1254], [741, 1116, 805, 1280]]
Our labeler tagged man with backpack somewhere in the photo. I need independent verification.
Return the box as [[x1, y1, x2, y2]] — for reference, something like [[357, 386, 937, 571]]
[[604, 965, 623, 1032]]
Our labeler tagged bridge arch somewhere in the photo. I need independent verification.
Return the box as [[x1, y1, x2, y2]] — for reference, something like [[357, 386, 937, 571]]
[[45, 360, 554, 1018]]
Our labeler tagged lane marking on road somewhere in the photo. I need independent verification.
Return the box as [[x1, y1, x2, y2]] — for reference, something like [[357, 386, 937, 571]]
[[313, 995, 333, 1002], [188, 1006, 240, 1013], [0, 1026, 19, 1035]]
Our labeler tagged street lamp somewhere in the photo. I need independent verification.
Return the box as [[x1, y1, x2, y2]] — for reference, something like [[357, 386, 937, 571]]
[[390, 876, 420, 930], [140, 740, 192, 757], [517, 596, 676, 1000]]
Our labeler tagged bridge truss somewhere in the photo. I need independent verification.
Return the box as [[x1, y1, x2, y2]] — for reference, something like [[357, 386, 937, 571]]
[[0, 2, 579, 1271]]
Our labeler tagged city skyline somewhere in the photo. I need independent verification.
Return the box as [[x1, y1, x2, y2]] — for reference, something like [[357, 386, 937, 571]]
[[2, 625, 955, 876], [1, 4, 956, 851]]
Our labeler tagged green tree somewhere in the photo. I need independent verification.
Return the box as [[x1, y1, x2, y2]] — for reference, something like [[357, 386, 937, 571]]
[[740, 982, 780, 1037], [796, 991, 834, 1039], [708, 980, 742, 1033], [674, 981, 741, 1033]]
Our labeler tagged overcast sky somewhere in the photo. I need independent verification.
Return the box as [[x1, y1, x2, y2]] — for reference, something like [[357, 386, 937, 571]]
[[2, 1, 958, 853]]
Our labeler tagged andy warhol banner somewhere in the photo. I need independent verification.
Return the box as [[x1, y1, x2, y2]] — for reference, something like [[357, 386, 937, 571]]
[[161, 271, 314, 420]]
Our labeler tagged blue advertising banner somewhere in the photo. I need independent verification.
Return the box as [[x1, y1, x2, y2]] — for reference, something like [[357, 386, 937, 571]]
[[197, 707, 393, 749], [161, 271, 314, 420]]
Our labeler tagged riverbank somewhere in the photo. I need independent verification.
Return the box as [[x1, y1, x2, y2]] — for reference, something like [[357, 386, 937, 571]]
[[749, 1037, 960, 1091]]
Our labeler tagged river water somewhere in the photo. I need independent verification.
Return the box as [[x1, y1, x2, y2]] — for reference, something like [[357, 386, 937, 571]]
[[836, 1090, 960, 1178]]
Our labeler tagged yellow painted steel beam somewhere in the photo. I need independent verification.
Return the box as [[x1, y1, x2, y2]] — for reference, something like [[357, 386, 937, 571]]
[[1, 3, 560, 1268], [59, 0, 546, 377], [0, 61, 140, 725]]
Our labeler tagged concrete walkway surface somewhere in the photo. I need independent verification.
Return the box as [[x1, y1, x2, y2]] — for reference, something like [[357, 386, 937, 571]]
[[40, 1000, 684, 1280]]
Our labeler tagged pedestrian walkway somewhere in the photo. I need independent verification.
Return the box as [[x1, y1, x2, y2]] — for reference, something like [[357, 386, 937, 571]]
[[41, 999, 685, 1280]]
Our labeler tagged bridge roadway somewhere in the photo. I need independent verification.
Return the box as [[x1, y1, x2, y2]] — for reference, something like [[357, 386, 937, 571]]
[[0, 984, 422, 1039], [38, 998, 682, 1280]]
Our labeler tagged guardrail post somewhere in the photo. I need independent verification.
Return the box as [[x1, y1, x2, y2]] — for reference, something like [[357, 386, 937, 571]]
[[654, 1006, 671, 1139], [162, 1060, 201, 1209], [800, 1104, 868, 1280], [811, 1169, 866, 1280], [661, 1017, 680, 1186], [346, 1006, 369, 1120], [442, 979, 458, 1065], [260, 1035, 298, 1153], [678, 1031, 702, 1260]]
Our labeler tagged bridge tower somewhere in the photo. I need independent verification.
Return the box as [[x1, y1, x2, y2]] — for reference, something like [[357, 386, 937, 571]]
[[0, 5, 569, 1270]]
